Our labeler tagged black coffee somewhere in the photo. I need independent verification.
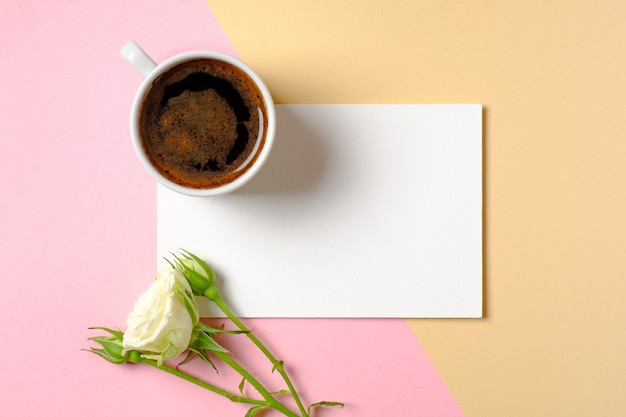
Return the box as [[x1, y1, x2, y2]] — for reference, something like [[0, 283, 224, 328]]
[[139, 58, 267, 189]]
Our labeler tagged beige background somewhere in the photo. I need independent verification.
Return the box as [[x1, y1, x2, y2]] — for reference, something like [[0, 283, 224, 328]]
[[207, 1, 626, 415]]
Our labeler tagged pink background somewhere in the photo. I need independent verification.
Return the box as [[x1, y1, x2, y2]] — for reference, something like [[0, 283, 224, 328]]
[[0, 1, 461, 415]]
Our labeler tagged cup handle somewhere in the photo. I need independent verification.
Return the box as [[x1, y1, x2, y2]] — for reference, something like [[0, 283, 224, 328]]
[[120, 41, 157, 77]]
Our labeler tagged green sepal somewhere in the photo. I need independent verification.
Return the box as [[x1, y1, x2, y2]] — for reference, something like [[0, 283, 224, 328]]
[[170, 254, 209, 294], [244, 405, 268, 417], [238, 377, 246, 395], [192, 348, 218, 371], [178, 347, 218, 372], [177, 350, 196, 368], [190, 327, 229, 354], [179, 249, 216, 284], [171, 250, 216, 295], [307, 401, 345, 414], [88, 326, 124, 339], [177, 349, 218, 372], [186, 267, 213, 294], [196, 321, 248, 335], [86, 327, 129, 364], [182, 323, 234, 372], [83, 348, 127, 365], [89, 336, 125, 359], [175, 283, 200, 325]]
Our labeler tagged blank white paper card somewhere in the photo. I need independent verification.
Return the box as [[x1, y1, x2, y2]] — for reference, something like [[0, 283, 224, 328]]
[[157, 104, 483, 318]]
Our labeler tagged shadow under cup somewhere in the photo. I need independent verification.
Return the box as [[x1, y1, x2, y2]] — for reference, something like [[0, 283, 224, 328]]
[[131, 52, 275, 197]]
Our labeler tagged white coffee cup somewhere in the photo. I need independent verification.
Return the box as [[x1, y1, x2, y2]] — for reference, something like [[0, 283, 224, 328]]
[[121, 41, 275, 197]]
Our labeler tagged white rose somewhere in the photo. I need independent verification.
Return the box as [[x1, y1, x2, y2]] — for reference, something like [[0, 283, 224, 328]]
[[122, 268, 199, 366]]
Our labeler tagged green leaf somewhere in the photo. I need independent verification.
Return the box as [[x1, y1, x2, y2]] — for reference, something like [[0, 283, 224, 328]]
[[244, 405, 267, 417], [272, 360, 284, 373], [307, 401, 345, 415], [270, 389, 291, 396], [238, 377, 246, 395]]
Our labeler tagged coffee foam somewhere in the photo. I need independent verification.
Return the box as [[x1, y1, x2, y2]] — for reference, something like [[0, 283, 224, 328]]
[[139, 59, 267, 189]]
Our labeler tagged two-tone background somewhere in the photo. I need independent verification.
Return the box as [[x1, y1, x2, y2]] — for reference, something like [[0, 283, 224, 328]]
[[1, 1, 624, 416]]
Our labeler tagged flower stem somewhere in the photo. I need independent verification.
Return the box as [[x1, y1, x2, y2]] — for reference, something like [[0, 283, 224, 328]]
[[213, 350, 299, 417], [137, 357, 264, 406], [213, 296, 309, 417]]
